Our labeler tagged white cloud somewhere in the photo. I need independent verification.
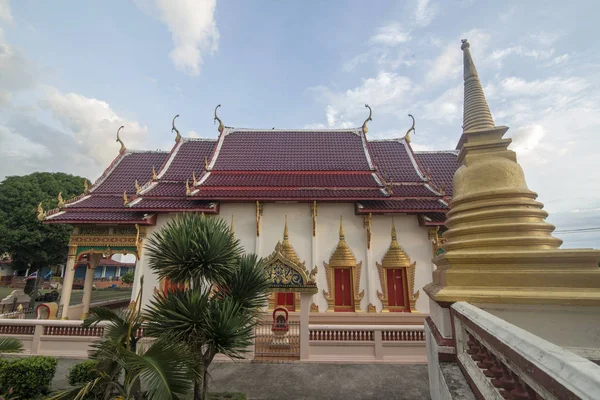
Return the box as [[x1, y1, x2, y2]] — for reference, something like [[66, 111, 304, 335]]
[[510, 124, 545, 155], [530, 31, 563, 47], [188, 130, 201, 138], [0, 27, 39, 104], [489, 46, 555, 66], [0, 0, 12, 22], [309, 72, 414, 128], [137, 0, 219, 76], [370, 23, 411, 46], [420, 85, 462, 123], [413, 0, 438, 27]]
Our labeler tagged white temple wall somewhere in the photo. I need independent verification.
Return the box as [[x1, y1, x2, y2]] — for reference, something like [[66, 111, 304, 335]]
[[136, 203, 434, 314]]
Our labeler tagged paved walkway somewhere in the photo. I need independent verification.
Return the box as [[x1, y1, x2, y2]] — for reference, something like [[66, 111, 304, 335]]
[[53, 359, 430, 399]]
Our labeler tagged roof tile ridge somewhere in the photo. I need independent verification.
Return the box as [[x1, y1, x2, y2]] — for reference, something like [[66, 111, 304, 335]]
[[205, 126, 230, 171], [206, 170, 375, 175], [125, 149, 170, 154], [414, 150, 460, 155], [228, 127, 363, 134], [155, 137, 186, 179], [88, 152, 128, 194], [401, 138, 428, 181], [194, 186, 384, 191], [360, 130, 376, 170], [184, 137, 218, 142], [62, 193, 91, 208]]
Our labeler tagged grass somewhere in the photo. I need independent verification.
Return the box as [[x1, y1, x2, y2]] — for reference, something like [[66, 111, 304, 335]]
[[0, 286, 132, 305], [207, 393, 247, 400]]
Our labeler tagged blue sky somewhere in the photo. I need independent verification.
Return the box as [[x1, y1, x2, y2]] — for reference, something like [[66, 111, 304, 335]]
[[1, 0, 599, 248]]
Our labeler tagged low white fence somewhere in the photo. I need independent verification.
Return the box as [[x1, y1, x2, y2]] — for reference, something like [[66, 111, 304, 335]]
[[0, 319, 427, 362], [308, 324, 426, 363]]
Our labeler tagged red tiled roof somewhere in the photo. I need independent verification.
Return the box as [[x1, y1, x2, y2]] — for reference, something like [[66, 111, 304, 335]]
[[76, 257, 135, 267], [356, 199, 448, 213], [92, 151, 169, 194], [130, 198, 217, 211], [159, 139, 216, 181], [388, 184, 439, 197], [66, 195, 124, 209], [418, 212, 447, 225], [44, 211, 156, 225], [143, 182, 187, 197], [193, 188, 387, 200], [368, 140, 423, 182], [201, 172, 380, 188], [414, 152, 460, 196], [213, 130, 372, 171]]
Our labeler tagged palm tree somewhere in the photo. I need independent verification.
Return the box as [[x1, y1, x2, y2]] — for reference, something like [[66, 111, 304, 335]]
[[144, 214, 270, 400], [50, 280, 195, 400]]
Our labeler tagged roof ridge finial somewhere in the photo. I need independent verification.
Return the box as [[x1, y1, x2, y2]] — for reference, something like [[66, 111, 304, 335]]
[[214, 104, 224, 134], [116, 126, 126, 154], [36, 202, 46, 221], [461, 39, 495, 133], [404, 114, 416, 143], [57, 192, 64, 208], [135, 180, 142, 194], [362, 104, 372, 134], [339, 215, 345, 239], [172, 114, 181, 142], [83, 179, 89, 194], [152, 166, 157, 180], [283, 215, 289, 240], [185, 179, 191, 196]]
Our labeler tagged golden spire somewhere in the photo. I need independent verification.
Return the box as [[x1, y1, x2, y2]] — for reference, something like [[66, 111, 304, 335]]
[[404, 114, 416, 143], [328, 216, 357, 267], [192, 171, 198, 186], [36, 202, 46, 221], [172, 114, 181, 142], [123, 191, 129, 206], [83, 179, 89, 194], [381, 217, 411, 268], [214, 104, 224, 134], [461, 39, 494, 133], [362, 104, 372, 134], [152, 166, 157, 180], [279, 215, 302, 266], [116, 126, 126, 154], [185, 179, 191, 196], [57, 192, 64, 208], [230, 215, 235, 234]]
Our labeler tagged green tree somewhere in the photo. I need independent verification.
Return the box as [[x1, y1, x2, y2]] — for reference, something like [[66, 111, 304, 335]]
[[144, 214, 270, 400], [120, 270, 135, 285], [0, 173, 88, 271]]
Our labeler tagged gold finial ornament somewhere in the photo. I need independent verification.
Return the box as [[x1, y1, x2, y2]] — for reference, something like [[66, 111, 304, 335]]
[[404, 114, 416, 143], [116, 126, 126, 154], [123, 191, 129, 206], [192, 171, 198, 186], [185, 179, 191, 196], [255, 201, 262, 236], [57, 192, 65, 208], [83, 179, 89, 194], [172, 114, 181, 142], [36, 202, 46, 221], [135, 180, 142, 195], [363, 212, 372, 250], [214, 104, 224, 134], [311, 201, 317, 237], [151, 166, 157, 180], [362, 104, 372, 134], [204, 157, 209, 171]]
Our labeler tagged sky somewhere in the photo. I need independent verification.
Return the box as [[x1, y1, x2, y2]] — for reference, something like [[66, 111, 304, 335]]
[[0, 0, 599, 249]]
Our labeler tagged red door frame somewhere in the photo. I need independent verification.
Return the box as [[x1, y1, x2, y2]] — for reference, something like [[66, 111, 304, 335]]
[[334, 267, 354, 312], [275, 292, 296, 311], [386, 268, 409, 312]]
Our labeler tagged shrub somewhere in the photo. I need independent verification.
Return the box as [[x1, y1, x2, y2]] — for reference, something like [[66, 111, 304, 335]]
[[121, 270, 134, 285], [68, 360, 99, 386], [0, 356, 57, 399]]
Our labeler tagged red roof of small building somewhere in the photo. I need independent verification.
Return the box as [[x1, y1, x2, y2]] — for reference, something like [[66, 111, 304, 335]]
[[414, 151, 459, 196]]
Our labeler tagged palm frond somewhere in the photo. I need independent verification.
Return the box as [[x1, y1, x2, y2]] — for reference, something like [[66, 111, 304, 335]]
[[84, 307, 143, 350], [0, 337, 23, 353], [214, 254, 270, 312], [120, 339, 195, 400], [145, 213, 242, 286]]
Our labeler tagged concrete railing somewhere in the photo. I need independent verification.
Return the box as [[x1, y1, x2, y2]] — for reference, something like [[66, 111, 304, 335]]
[[308, 324, 426, 363], [451, 302, 600, 400]]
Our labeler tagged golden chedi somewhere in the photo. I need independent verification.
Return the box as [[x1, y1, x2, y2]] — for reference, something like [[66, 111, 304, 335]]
[[424, 39, 600, 306]]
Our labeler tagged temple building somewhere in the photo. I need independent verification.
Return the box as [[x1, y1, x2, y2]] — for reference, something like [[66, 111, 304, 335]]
[[41, 94, 459, 319]]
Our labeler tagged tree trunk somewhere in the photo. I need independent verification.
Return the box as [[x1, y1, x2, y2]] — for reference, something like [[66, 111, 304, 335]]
[[194, 377, 202, 400], [201, 348, 217, 400]]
